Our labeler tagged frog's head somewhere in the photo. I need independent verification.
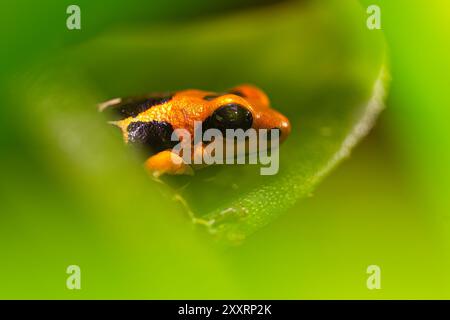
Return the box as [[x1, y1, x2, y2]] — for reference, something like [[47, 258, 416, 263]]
[[201, 84, 291, 143]]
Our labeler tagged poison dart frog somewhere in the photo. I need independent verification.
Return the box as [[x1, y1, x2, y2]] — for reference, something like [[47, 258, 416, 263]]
[[99, 84, 291, 177]]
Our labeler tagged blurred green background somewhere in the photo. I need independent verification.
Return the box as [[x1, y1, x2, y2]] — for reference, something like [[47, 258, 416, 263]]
[[0, 0, 449, 299]]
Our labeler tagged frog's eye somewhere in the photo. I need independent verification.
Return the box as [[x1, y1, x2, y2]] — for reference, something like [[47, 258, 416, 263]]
[[204, 103, 253, 134]]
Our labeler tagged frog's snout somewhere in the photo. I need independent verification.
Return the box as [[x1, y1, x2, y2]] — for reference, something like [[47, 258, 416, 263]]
[[270, 110, 291, 143]]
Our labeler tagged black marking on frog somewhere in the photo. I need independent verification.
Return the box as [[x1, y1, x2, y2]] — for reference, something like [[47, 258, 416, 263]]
[[127, 120, 177, 154], [104, 94, 173, 121]]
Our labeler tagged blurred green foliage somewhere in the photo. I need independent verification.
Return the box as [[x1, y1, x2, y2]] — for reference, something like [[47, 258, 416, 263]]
[[0, 0, 449, 299]]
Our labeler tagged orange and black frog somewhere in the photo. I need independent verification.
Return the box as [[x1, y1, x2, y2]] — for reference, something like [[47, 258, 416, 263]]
[[99, 84, 291, 177]]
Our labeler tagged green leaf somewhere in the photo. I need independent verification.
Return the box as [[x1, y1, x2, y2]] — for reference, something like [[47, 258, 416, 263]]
[[15, 0, 387, 245]]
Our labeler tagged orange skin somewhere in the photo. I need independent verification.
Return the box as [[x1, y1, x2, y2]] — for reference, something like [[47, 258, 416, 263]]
[[106, 84, 291, 177]]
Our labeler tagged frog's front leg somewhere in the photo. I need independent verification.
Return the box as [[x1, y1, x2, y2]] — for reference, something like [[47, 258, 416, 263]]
[[145, 150, 194, 178]]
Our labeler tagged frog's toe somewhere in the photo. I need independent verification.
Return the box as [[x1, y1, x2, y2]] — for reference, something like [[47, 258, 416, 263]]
[[145, 150, 194, 177]]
